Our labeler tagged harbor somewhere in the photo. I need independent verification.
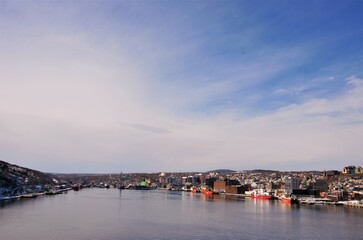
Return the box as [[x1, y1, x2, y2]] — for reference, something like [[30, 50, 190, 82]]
[[2, 184, 363, 210], [1, 188, 362, 240], [1, 160, 363, 210]]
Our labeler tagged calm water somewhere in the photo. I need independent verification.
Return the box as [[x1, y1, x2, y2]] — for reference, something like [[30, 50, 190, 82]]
[[0, 189, 362, 240]]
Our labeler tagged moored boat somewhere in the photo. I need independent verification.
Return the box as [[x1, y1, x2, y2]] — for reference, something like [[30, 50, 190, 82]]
[[20, 193, 38, 198], [45, 189, 62, 195], [251, 189, 274, 200], [201, 188, 217, 195], [45, 190, 57, 195], [190, 187, 201, 193], [280, 195, 299, 204], [204, 190, 214, 195], [301, 197, 331, 205], [134, 180, 151, 190], [281, 196, 291, 203], [73, 184, 83, 191]]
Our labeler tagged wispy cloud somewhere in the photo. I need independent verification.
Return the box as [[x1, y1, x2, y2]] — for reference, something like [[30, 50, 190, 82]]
[[274, 76, 338, 96], [129, 124, 170, 134]]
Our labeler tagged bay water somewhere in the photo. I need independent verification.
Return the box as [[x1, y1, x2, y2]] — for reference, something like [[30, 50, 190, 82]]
[[0, 189, 362, 240]]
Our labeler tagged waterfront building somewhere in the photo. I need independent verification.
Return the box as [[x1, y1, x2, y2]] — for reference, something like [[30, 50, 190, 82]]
[[199, 174, 206, 185], [285, 177, 300, 194], [245, 179, 253, 185], [352, 191, 363, 200], [292, 189, 320, 198], [213, 179, 245, 194], [165, 176, 183, 186], [328, 190, 349, 201], [182, 176, 187, 185], [205, 177, 217, 188], [314, 179, 328, 192], [158, 173, 166, 187], [265, 182, 280, 191]]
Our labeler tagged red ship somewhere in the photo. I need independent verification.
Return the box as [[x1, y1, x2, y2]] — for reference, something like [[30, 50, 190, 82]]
[[251, 189, 274, 200], [201, 188, 216, 195], [202, 189, 213, 195]]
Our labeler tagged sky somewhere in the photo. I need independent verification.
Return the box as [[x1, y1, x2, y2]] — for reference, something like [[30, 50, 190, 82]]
[[0, 0, 363, 173]]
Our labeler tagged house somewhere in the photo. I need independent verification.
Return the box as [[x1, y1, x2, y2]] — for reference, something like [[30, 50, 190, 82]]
[[342, 166, 363, 175]]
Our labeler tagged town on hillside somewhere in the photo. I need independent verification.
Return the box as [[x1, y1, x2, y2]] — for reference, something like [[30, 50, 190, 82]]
[[1, 160, 362, 207]]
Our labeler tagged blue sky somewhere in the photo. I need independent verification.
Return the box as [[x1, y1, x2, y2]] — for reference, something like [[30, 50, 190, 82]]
[[0, 0, 362, 173]]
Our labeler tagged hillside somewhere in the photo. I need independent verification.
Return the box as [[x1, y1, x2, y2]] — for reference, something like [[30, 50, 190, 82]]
[[205, 169, 236, 174], [0, 160, 56, 195]]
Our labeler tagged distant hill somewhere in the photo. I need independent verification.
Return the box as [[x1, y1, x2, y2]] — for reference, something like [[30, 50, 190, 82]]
[[205, 169, 236, 174], [249, 169, 279, 173], [0, 160, 56, 189]]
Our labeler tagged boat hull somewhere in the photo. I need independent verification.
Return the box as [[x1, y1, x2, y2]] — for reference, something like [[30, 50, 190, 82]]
[[134, 186, 151, 190], [251, 194, 274, 200], [20, 194, 38, 199], [204, 190, 213, 195], [281, 196, 299, 204], [281, 197, 291, 203], [0, 196, 19, 201]]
